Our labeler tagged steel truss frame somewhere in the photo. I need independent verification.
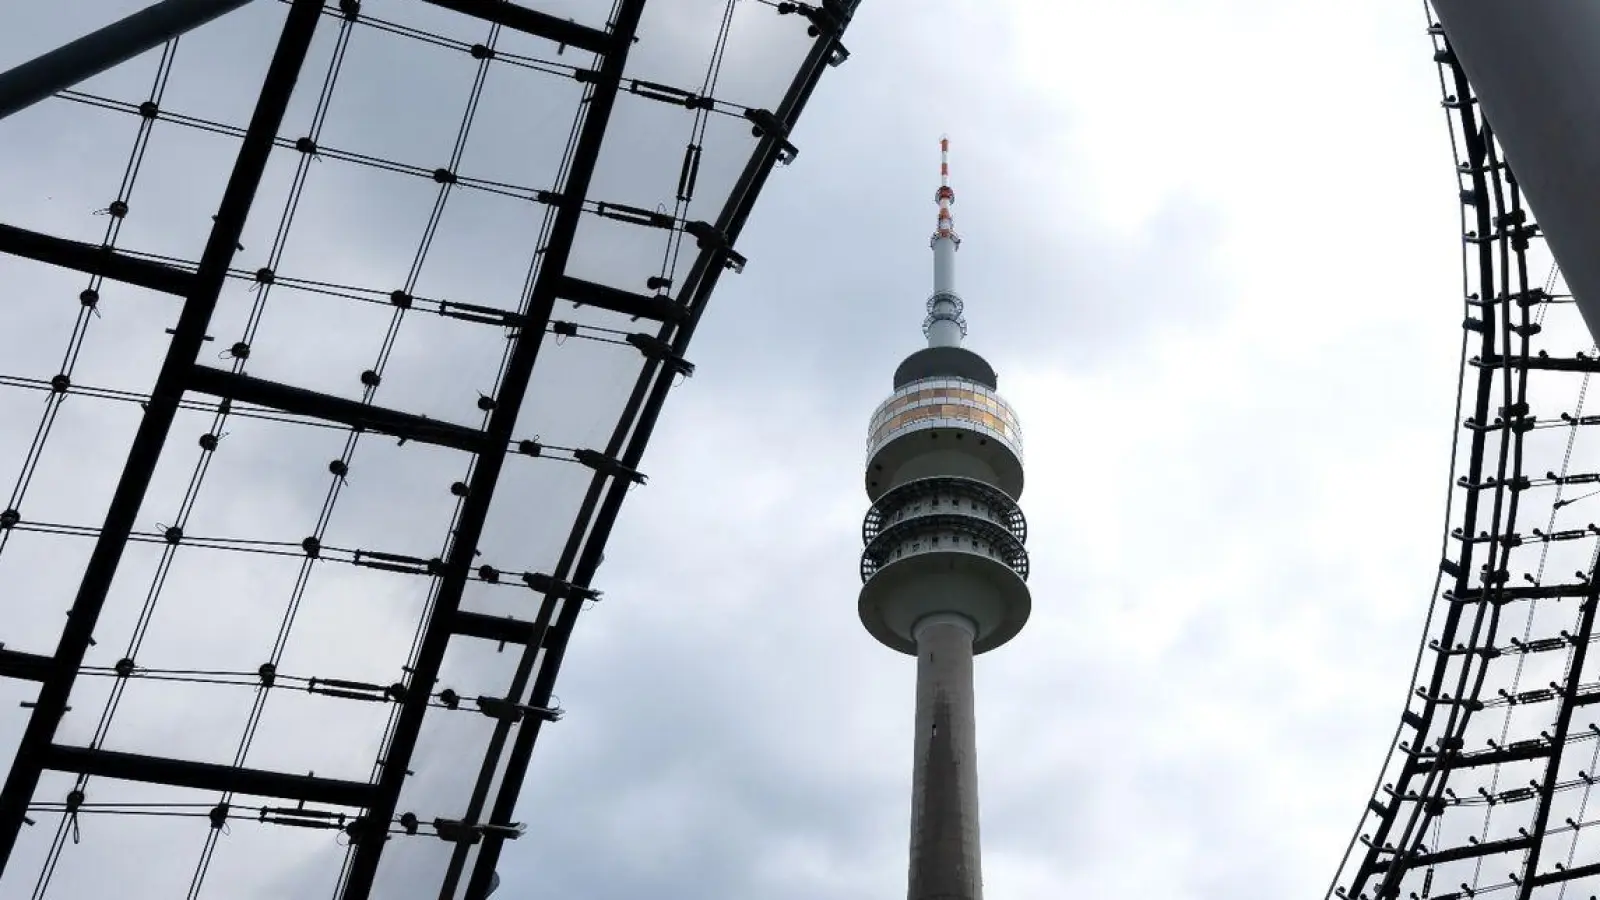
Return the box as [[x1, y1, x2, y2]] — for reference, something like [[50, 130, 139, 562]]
[[0, 1, 862, 897], [1330, 14, 1600, 900]]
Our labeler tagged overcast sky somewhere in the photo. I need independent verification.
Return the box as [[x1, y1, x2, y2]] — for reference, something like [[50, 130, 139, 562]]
[[0, 0, 1581, 898]]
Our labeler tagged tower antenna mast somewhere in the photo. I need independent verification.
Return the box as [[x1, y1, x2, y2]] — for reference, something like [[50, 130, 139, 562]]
[[924, 136, 968, 348], [934, 134, 960, 247]]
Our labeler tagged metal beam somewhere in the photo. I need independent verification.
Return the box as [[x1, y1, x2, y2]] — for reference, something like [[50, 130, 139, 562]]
[[0, 223, 194, 296], [437, 590, 561, 897], [451, 610, 554, 647], [418, 0, 612, 55], [1475, 353, 1600, 374], [1372, 835, 1534, 873], [556, 274, 683, 322], [1449, 581, 1593, 603], [0, 0, 322, 875], [337, 3, 645, 894], [1534, 856, 1600, 886], [0, 0, 258, 122], [462, 2, 862, 896], [187, 366, 490, 454], [44, 745, 376, 808], [0, 648, 52, 683], [1350, 52, 1510, 897], [1406, 740, 1550, 773], [1515, 586, 1599, 898]]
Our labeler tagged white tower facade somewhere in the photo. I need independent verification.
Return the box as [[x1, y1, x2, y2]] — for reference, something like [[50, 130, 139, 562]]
[[859, 137, 1030, 900]]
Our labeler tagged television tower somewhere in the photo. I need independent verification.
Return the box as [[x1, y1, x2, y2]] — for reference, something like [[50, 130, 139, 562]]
[[859, 137, 1031, 900]]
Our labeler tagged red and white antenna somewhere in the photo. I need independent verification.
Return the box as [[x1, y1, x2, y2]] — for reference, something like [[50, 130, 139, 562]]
[[924, 134, 967, 347], [933, 134, 960, 248]]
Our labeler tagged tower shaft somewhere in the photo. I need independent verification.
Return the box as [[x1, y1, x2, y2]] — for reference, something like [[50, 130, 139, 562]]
[[908, 615, 983, 900]]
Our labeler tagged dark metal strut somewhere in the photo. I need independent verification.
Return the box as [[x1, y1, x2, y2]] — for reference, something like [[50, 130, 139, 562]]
[[460, 2, 862, 896], [335, 3, 646, 896], [0, 0, 260, 122]]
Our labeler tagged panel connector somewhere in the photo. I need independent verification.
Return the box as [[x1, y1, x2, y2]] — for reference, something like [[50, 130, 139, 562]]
[[573, 448, 647, 485], [474, 695, 563, 723], [625, 333, 694, 376], [683, 221, 746, 273], [521, 571, 600, 602]]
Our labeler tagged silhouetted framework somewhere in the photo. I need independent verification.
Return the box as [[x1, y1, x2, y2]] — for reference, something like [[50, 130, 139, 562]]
[[1327, 9, 1600, 900], [0, 1, 860, 897]]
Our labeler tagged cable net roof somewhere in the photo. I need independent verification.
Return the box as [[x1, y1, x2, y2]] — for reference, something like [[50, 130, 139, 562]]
[[1330, 14, 1600, 899], [0, 1, 858, 896]]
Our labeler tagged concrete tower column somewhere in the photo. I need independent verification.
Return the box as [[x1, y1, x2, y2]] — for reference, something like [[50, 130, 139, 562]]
[[908, 614, 983, 900], [859, 136, 1030, 900]]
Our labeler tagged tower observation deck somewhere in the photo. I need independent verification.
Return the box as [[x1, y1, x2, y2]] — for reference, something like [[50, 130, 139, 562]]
[[859, 137, 1030, 900]]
